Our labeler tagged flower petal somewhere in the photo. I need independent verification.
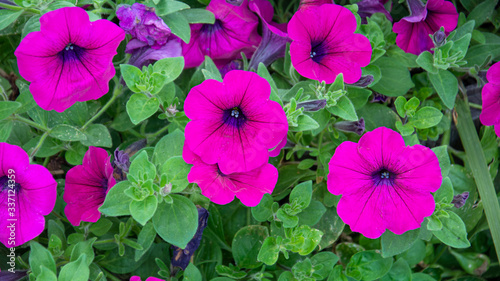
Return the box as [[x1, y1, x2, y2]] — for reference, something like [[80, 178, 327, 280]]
[[188, 163, 235, 205]]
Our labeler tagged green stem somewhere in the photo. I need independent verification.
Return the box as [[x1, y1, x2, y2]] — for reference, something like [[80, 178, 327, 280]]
[[468, 102, 482, 110], [147, 125, 169, 140], [82, 84, 122, 130], [12, 115, 50, 132], [100, 268, 122, 281], [0, 3, 40, 14], [29, 131, 49, 160], [93, 238, 116, 245], [455, 95, 500, 260]]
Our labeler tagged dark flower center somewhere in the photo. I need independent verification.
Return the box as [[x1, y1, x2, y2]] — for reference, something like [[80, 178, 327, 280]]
[[100, 177, 109, 190], [0, 175, 22, 193], [371, 168, 395, 186], [200, 19, 223, 34], [216, 165, 226, 177], [222, 106, 246, 128], [58, 43, 85, 62], [310, 40, 327, 63]]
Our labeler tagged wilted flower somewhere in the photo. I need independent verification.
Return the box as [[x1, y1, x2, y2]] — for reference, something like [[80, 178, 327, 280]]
[[371, 93, 388, 103], [334, 118, 365, 136], [125, 38, 182, 72], [183, 146, 278, 206], [393, 0, 458, 55], [14, 7, 125, 112], [182, 0, 261, 68], [171, 207, 209, 270], [480, 62, 500, 137], [288, 4, 372, 84], [357, 0, 392, 24], [117, 3, 171, 49], [64, 147, 116, 226], [296, 99, 327, 112], [184, 70, 288, 174], [0, 143, 57, 247], [451, 192, 469, 209], [130, 277, 164, 281], [220, 60, 244, 78], [298, 0, 333, 10], [328, 127, 442, 238], [351, 75, 375, 88]]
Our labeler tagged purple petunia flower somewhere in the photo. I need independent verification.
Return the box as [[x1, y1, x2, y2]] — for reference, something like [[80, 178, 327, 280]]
[[357, 0, 392, 24], [480, 62, 500, 137], [130, 277, 164, 281], [64, 147, 116, 226], [248, 0, 291, 70], [125, 38, 182, 70], [184, 70, 288, 174], [183, 145, 278, 206], [288, 4, 372, 84], [220, 60, 244, 78], [327, 127, 442, 238], [393, 0, 458, 55], [14, 7, 125, 112], [0, 143, 57, 247], [182, 0, 261, 68], [116, 3, 171, 49]]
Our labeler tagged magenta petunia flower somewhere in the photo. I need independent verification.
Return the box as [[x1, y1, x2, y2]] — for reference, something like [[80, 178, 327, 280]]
[[117, 3, 171, 49], [480, 62, 500, 137], [269, 135, 288, 157], [64, 146, 116, 226], [184, 70, 288, 174], [327, 127, 442, 238], [182, 0, 261, 68], [393, 0, 458, 55], [0, 143, 57, 247], [288, 4, 372, 84], [130, 277, 164, 281], [14, 7, 125, 112], [183, 145, 277, 207], [298, 0, 334, 10]]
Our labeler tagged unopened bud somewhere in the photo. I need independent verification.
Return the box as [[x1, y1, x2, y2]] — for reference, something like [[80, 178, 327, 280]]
[[296, 99, 327, 112], [451, 191, 469, 208], [433, 29, 446, 47], [334, 118, 365, 135], [351, 75, 374, 88]]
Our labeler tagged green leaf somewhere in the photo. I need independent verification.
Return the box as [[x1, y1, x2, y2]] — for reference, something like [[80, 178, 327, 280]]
[[467, 0, 498, 28], [129, 151, 157, 182], [328, 95, 358, 121], [346, 250, 393, 281], [162, 12, 191, 43], [409, 107, 443, 129], [276, 208, 299, 228], [0, 101, 21, 120], [179, 8, 215, 24], [428, 69, 458, 109], [80, 124, 112, 147], [336, 242, 365, 265], [464, 32, 500, 66], [183, 263, 202, 281], [328, 265, 349, 281], [0, 120, 13, 142], [431, 146, 451, 177], [89, 218, 113, 236], [153, 56, 185, 85], [21, 14, 40, 39], [37, 265, 58, 281], [126, 93, 160, 125], [434, 177, 453, 203], [160, 156, 191, 193], [153, 194, 198, 248], [288, 225, 323, 255], [251, 193, 273, 222], [290, 180, 312, 210], [0, 10, 23, 31], [449, 250, 490, 275], [358, 103, 399, 131], [290, 114, 320, 131], [99, 181, 133, 216], [431, 211, 470, 248], [232, 225, 269, 269], [395, 121, 415, 136], [380, 229, 420, 258], [416, 51, 438, 73], [314, 206, 345, 250], [412, 273, 436, 281], [397, 239, 426, 267], [311, 252, 339, 279], [29, 241, 56, 277], [120, 64, 143, 93], [130, 195, 158, 226], [135, 222, 157, 261], [153, 0, 190, 16], [58, 254, 89, 281], [380, 258, 411, 281], [70, 237, 97, 266], [371, 57, 414, 97], [50, 124, 86, 141], [394, 96, 407, 118], [257, 236, 281, 265], [153, 129, 185, 165], [297, 200, 327, 226]]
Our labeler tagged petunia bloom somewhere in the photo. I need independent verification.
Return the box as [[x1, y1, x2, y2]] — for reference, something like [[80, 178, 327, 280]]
[[393, 0, 458, 55], [130, 277, 164, 281], [64, 146, 116, 226], [0, 143, 57, 247], [288, 4, 372, 84], [184, 70, 288, 174], [183, 145, 278, 206], [117, 3, 171, 49], [480, 62, 500, 137], [182, 0, 261, 68], [327, 127, 442, 238], [14, 7, 125, 112]]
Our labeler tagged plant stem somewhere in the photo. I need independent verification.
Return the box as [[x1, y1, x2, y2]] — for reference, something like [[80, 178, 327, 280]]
[[455, 95, 500, 260], [13, 115, 50, 132], [147, 125, 169, 140], [82, 84, 122, 130], [468, 102, 482, 110], [94, 238, 116, 245], [0, 2, 40, 14], [29, 131, 49, 160]]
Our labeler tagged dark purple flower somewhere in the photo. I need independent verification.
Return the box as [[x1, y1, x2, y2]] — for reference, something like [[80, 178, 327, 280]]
[[248, 0, 291, 70], [220, 60, 243, 78], [351, 75, 374, 88], [371, 93, 388, 103], [112, 139, 147, 181], [334, 118, 365, 135], [432, 29, 446, 47], [393, 0, 458, 55], [125, 38, 182, 69], [451, 192, 469, 208], [227, 0, 244, 6], [0, 270, 27, 281], [117, 3, 171, 49], [357, 0, 392, 24], [296, 99, 327, 112], [171, 207, 209, 270]]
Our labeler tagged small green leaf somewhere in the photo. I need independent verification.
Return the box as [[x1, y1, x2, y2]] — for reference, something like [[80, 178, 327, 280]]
[[409, 107, 443, 129], [29, 241, 56, 277], [381, 229, 420, 258], [394, 96, 407, 118], [70, 237, 97, 266], [50, 124, 86, 141], [428, 69, 458, 109], [154, 0, 190, 16], [183, 263, 202, 281], [153, 129, 184, 165], [126, 93, 160, 125], [346, 250, 393, 281], [80, 124, 112, 147], [297, 200, 327, 226], [232, 225, 269, 269], [58, 254, 89, 281], [290, 180, 313, 210], [0, 10, 23, 31], [179, 8, 215, 24], [37, 265, 58, 281], [371, 57, 415, 97], [434, 177, 454, 203], [416, 51, 438, 73], [153, 57, 185, 84], [135, 222, 157, 261], [99, 181, 133, 216], [120, 64, 143, 93], [162, 12, 191, 43], [380, 258, 412, 281], [431, 146, 451, 177], [257, 236, 281, 265], [251, 193, 273, 222], [129, 151, 157, 181], [328, 95, 358, 121], [431, 211, 470, 248], [160, 156, 191, 193], [130, 195, 158, 226], [290, 114, 320, 131]]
